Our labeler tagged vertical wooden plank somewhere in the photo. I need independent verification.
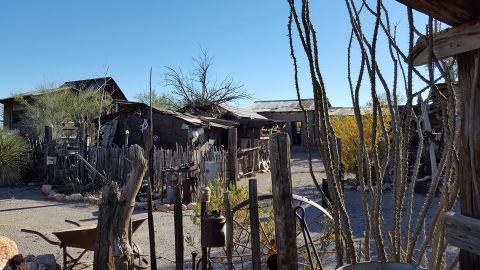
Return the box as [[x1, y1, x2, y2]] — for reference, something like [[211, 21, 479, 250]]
[[269, 132, 298, 269], [458, 49, 480, 269], [249, 179, 261, 270], [174, 183, 184, 270], [224, 191, 234, 270], [228, 127, 238, 188]]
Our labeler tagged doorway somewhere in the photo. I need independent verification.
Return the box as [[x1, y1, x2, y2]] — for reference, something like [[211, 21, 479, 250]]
[[291, 121, 302, 146]]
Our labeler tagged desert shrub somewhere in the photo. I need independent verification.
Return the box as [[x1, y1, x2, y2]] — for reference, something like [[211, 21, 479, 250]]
[[15, 87, 109, 138], [330, 113, 390, 175], [0, 129, 30, 185], [192, 178, 248, 225]]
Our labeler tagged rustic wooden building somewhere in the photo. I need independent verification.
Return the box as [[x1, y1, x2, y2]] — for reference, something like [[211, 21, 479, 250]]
[[0, 77, 127, 131], [249, 99, 370, 148]]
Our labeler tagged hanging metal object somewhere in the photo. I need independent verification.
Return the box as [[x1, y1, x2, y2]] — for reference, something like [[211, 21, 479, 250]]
[[201, 210, 226, 247]]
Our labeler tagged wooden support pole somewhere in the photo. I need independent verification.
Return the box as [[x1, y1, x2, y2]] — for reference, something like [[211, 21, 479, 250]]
[[228, 127, 238, 188], [44, 126, 53, 184], [269, 133, 298, 269], [174, 181, 184, 270], [111, 145, 148, 270], [93, 183, 119, 270], [224, 191, 234, 270], [200, 201, 208, 270], [457, 49, 480, 269], [147, 67, 158, 270], [248, 179, 261, 270]]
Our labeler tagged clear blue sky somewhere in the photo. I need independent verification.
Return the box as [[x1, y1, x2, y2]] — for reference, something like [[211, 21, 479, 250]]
[[0, 0, 429, 107]]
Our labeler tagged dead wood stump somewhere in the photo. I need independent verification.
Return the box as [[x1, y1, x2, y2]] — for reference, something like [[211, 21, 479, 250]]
[[93, 145, 148, 270]]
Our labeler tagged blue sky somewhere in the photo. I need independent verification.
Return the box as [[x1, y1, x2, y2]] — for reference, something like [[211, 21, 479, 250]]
[[0, 1, 429, 107]]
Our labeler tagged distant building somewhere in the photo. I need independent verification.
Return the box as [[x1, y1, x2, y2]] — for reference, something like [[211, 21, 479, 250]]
[[249, 99, 370, 148]]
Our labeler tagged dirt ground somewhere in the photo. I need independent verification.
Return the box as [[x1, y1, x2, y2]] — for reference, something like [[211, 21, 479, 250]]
[[0, 147, 458, 269]]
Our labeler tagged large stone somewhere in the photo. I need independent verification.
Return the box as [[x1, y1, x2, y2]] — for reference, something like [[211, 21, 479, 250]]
[[40, 185, 52, 195], [0, 235, 18, 269], [65, 193, 83, 201], [32, 254, 57, 270]]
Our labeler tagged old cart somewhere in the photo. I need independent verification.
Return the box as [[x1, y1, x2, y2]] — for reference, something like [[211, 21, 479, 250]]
[[22, 218, 148, 270]]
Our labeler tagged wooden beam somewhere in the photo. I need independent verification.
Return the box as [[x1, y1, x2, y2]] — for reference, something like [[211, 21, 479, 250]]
[[412, 20, 480, 66], [457, 49, 480, 269], [270, 133, 298, 269], [395, 0, 480, 26], [445, 212, 480, 256]]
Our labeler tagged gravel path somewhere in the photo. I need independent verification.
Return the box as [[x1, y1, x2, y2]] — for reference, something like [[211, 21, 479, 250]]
[[0, 186, 199, 269]]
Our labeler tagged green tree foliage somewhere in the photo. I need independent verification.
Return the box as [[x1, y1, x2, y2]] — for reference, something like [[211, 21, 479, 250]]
[[134, 89, 181, 110], [0, 129, 29, 185], [330, 113, 390, 175], [15, 87, 108, 138]]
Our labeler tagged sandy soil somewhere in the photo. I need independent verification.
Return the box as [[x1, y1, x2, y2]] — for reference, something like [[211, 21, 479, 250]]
[[0, 147, 458, 269]]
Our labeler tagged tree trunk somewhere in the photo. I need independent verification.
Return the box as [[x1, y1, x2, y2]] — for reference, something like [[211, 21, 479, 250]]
[[93, 183, 120, 270]]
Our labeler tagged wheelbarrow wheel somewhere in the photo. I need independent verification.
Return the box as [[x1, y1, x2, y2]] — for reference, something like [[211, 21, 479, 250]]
[[132, 242, 149, 270]]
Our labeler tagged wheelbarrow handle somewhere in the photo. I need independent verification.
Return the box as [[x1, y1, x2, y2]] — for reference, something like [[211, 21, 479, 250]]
[[21, 229, 61, 246], [64, 219, 81, 227]]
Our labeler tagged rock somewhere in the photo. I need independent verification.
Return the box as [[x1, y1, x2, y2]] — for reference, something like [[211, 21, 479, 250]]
[[52, 193, 66, 201], [32, 254, 57, 270], [156, 204, 170, 212], [167, 204, 175, 211], [47, 191, 57, 199], [40, 185, 52, 195], [186, 203, 196, 210], [65, 193, 83, 201], [84, 195, 100, 205], [182, 204, 188, 211], [0, 235, 18, 267]]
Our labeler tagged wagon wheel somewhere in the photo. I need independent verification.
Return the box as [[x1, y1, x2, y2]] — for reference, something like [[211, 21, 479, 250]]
[[211, 194, 335, 270]]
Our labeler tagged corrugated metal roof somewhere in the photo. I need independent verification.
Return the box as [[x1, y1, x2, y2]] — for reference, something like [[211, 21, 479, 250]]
[[219, 103, 268, 120], [249, 99, 316, 112], [249, 99, 371, 115]]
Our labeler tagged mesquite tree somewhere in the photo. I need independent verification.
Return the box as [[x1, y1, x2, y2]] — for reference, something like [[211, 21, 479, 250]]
[[165, 50, 251, 115], [288, 0, 459, 268]]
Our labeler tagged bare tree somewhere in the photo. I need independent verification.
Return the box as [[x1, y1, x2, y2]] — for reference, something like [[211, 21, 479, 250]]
[[165, 50, 251, 115]]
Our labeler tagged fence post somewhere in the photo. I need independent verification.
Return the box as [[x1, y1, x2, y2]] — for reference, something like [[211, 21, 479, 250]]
[[249, 179, 261, 270], [174, 178, 184, 270], [44, 126, 54, 184], [269, 133, 298, 269], [224, 191, 234, 270], [228, 127, 238, 188]]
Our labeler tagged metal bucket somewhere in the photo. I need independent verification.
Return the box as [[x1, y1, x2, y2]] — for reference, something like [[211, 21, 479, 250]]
[[201, 211, 226, 247], [337, 262, 426, 270]]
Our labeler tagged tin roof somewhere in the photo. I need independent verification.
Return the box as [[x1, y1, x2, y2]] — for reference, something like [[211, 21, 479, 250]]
[[249, 99, 371, 115], [219, 103, 268, 120]]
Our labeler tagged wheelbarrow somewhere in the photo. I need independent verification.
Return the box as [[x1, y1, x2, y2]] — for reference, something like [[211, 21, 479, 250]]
[[22, 218, 148, 270]]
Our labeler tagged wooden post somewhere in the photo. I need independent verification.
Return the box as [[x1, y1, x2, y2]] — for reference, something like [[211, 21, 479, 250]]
[[269, 133, 298, 269], [78, 122, 87, 181], [224, 191, 234, 270], [173, 180, 184, 270], [44, 126, 53, 184], [457, 49, 480, 269], [228, 127, 238, 188], [93, 183, 119, 270], [248, 179, 261, 270], [111, 145, 148, 270], [200, 201, 208, 270]]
